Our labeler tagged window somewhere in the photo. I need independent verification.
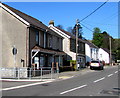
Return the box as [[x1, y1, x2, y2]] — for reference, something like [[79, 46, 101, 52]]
[[49, 35, 52, 48], [81, 43, 84, 52], [44, 32, 46, 48], [91, 48, 92, 58], [40, 56, 45, 67], [57, 37, 59, 50], [36, 31, 39, 45]]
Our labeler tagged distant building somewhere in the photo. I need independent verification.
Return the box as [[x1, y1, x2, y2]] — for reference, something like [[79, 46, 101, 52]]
[[98, 48, 115, 64]]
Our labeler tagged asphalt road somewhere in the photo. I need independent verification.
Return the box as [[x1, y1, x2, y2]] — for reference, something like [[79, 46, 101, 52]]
[[2, 66, 120, 96]]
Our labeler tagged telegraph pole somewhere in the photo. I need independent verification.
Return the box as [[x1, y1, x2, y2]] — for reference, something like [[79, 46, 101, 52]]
[[76, 19, 79, 70], [109, 37, 112, 66]]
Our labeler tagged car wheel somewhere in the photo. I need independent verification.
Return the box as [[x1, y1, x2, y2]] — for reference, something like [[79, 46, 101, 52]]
[[100, 66, 104, 70], [90, 66, 93, 70]]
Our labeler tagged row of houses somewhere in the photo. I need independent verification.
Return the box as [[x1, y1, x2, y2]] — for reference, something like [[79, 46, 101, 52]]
[[1, 3, 111, 73]]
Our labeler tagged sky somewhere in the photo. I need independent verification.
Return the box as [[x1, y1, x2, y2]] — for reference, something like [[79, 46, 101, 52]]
[[4, 2, 118, 40]]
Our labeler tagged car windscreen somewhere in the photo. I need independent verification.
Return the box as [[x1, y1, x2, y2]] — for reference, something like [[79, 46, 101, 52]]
[[91, 61, 99, 63]]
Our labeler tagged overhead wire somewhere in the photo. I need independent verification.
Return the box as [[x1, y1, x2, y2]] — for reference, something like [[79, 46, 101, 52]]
[[80, 0, 109, 22], [82, 21, 118, 27], [80, 23, 94, 32]]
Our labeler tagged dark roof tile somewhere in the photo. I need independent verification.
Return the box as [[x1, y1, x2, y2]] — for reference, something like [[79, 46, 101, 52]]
[[3, 3, 63, 38], [33, 46, 66, 55]]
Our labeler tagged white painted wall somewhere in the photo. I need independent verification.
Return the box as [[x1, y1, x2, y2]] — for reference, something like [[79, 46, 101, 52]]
[[91, 48, 98, 60], [85, 44, 91, 63], [98, 48, 110, 64], [85, 43, 99, 63]]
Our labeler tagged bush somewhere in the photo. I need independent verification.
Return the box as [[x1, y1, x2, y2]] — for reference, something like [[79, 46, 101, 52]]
[[59, 60, 77, 72], [68, 60, 77, 70]]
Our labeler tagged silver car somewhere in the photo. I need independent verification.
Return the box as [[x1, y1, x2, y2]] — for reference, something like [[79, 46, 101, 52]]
[[90, 60, 104, 70]]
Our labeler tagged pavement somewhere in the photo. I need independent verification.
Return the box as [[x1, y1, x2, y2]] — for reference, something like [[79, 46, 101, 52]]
[[2, 65, 119, 96], [0, 65, 117, 82]]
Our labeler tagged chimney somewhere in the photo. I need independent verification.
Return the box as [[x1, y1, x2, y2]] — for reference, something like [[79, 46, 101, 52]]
[[49, 20, 54, 26]]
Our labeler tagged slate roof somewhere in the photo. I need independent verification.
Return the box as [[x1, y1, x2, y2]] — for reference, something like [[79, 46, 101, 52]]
[[56, 27, 85, 43], [102, 48, 110, 54], [2, 3, 63, 38], [84, 39, 98, 48]]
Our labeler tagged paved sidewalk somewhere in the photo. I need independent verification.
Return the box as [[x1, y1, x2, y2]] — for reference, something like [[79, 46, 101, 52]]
[[1, 66, 115, 82], [1, 67, 90, 82], [58, 67, 91, 79]]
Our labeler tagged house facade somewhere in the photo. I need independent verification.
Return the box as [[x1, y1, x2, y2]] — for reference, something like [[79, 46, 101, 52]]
[[49, 21, 86, 69], [98, 48, 110, 64], [84, 40, 99, 63], [1, 3, 65, 72]]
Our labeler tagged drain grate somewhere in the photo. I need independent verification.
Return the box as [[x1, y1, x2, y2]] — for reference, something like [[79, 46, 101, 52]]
[[41, 84, 49, 86], [100, 90, 120, 95]]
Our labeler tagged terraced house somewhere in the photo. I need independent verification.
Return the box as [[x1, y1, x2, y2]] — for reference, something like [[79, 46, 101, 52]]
[[49, 21, 86, 69], [1, 3, 65, 77]]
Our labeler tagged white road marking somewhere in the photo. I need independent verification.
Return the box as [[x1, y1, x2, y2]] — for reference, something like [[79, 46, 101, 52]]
[[108, 74, 113, 77], [60, 84, 87, 95], [93, 77, 105, 83], [115, 71, 118, 73], [2, 81, 52, 91]]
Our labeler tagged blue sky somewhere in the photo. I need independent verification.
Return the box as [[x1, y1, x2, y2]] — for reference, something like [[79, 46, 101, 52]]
[[4, 2, 118, 40]]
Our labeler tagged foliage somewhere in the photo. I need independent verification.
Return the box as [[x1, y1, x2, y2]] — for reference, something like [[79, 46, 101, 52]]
[[92, 27, 103, 48], [112, 39, 120, 60], [92, 27, 120, 61], [57, 25, 64, 30], [68, 60, 76, 64], [67, 27, 73, 34], [66, 24, 83, 38]]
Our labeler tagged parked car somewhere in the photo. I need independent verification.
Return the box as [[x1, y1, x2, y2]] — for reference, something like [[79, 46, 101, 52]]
[[90, 60, 104, 70]]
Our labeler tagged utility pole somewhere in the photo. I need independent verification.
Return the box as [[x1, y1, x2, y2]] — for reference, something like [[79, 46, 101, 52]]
[[109, 37, 112, 66], [76, 19, 79, 70]]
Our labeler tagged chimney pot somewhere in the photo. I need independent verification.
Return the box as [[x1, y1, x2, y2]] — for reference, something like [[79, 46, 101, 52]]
[[49, 20, 54, 26]]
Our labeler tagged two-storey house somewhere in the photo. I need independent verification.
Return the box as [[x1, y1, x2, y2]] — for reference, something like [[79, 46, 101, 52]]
[[1, 3, 65, 76], [84, 40, 99, 64], [49, 21, 86, 69]]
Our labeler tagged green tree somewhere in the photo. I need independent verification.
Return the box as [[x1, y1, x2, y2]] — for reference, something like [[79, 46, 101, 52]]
[[57, 25, 64, 30], [67, 27, 73, 34], [92, 27, 103, 48], [112, 39, 120, 60]]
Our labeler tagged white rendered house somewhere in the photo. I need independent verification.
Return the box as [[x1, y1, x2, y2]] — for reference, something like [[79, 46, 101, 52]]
[[98, 48, 110, 64], [84, 40, 99, 63]]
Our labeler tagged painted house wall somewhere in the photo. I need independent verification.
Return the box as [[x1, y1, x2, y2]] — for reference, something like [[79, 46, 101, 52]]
[[85, 43, 99, 63], [91, 48, 98, 61], [85, 44, 91, 63], [98, 48, 110, 64], [65, 38, 76, 60], [2, 7, 27, 68], [49, 25, 76, 60]]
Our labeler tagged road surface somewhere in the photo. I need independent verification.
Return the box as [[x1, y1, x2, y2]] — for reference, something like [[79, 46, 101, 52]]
[[2, 66, 120, 96]]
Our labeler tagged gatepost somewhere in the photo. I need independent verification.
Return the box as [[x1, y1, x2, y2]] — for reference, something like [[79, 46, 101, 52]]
[[56, 62, 59, 79]]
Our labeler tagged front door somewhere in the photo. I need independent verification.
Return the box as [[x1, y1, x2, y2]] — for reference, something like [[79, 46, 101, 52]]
[[34, 57, 39, 69]]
